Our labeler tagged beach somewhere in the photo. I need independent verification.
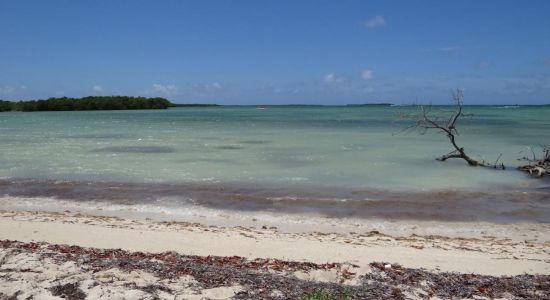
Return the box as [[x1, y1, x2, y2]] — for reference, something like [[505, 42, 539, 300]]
[[3, 1, 550, 297], [1, 106, 549, 298], [1, 209, 549, 275], [1, 209, 549, 299]]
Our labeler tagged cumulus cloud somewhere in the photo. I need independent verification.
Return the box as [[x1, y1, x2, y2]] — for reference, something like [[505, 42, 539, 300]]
[[361, 69, 374, 80], [92, 85, 104, 93], [324, 73, 336, 82], [151, 83, 178, 96], [324, 73, 345, 83], [365, 15, 385, 28], [191, 82, 222, 93]]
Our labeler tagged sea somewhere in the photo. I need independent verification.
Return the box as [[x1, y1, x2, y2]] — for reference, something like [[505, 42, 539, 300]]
[[1, 105, 549, 223]]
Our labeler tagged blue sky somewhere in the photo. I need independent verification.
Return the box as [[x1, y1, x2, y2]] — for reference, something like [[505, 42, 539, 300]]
[[1, 0, 549, 104]]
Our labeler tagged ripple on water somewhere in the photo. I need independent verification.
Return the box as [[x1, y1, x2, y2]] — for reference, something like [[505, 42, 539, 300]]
[[91, 146, 176, 154], [63, 133, 131, 139], [239, 140, 271, 145], [216, 145, 244, 150]]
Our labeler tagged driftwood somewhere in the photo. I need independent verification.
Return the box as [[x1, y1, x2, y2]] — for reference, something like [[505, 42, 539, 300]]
[[518, 146, 549, 177], [397, 89, 504, 169]]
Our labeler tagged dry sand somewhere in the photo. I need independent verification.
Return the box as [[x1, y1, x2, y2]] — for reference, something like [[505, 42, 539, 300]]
[[0, 210, 548, 276], [0, 210, 549, 299]]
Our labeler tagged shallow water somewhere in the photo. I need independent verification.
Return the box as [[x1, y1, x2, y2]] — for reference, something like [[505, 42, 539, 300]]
[[0, 106, 549, 222]]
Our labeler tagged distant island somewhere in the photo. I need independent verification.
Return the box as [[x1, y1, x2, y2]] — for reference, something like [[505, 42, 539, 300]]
[[0, 96, 174, 112], [346, 103, 393, 107], [170, 103, 220, 107]]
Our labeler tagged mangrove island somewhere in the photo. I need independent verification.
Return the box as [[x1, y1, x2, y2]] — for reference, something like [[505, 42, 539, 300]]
[[0, 96, 172, 112]]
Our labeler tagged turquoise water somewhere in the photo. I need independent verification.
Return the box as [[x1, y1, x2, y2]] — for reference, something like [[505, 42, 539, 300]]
[[0, 106, 549, 222]]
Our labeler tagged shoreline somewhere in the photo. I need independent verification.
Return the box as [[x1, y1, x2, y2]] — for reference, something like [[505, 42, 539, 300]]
[[1, 177, 549, 224]]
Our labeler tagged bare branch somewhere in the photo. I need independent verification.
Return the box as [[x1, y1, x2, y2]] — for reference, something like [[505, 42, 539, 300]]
[[395, 89, 496, 167], [518, 145, 550, 177]]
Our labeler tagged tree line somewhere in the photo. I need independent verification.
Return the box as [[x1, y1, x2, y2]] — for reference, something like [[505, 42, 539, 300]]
[[0, 96, 172, 112]]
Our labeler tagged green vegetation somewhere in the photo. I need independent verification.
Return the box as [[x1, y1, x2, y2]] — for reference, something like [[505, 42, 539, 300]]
[[0, 100, 13, 112], [301, 289, 335, 300], [300, 288, 353, 300], [0, 96, 172, 112]]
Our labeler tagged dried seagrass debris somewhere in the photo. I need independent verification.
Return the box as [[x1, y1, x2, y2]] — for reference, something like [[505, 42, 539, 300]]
[[364, 262, 550, 299], [49, 283, 86, 300], [1, 240, 549, 299]]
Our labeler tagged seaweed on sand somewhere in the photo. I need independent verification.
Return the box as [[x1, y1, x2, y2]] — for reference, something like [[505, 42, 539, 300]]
[[1, 240, 548, 299]]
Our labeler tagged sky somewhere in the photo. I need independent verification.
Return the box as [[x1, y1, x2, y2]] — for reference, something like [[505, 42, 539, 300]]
[[0, 0, 549, 105]]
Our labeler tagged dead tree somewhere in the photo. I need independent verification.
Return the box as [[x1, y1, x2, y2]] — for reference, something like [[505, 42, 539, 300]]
[[517, 145, 549, 177], [397, 89, 499, 167]]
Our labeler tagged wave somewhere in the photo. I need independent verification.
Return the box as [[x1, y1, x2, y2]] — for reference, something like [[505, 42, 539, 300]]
[[0, 178, 548, 223]]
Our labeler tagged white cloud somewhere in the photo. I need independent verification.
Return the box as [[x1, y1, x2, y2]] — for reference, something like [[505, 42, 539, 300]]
[[92, 85, 104, 93], [365, 15, 385, 28], [192, 82, 222, 93], [361, 69, 374, 80], [151, 83, 178, 96], [324, 73, 336, 82], [324, 73, 345, 83]]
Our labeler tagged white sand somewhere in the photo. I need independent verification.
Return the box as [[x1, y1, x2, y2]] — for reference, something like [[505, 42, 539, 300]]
[[0, 249, 243, 300], [0, 210, 548, 276]]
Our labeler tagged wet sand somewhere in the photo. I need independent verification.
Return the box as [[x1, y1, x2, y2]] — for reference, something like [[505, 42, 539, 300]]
[[1, 178, 549, 223]]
